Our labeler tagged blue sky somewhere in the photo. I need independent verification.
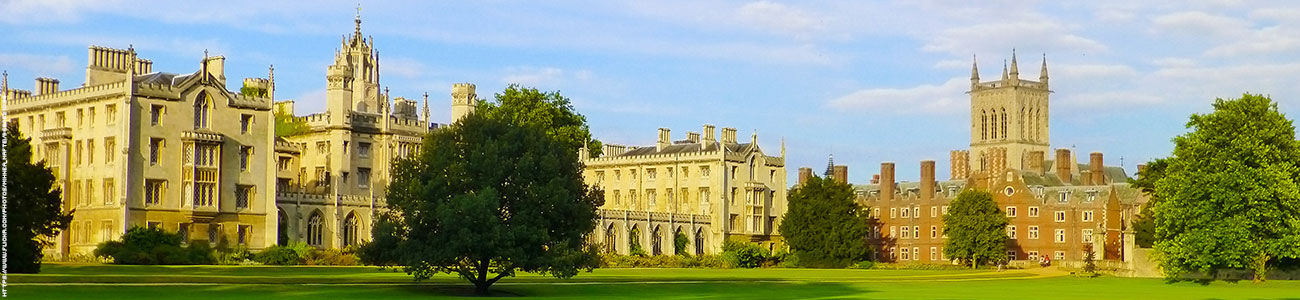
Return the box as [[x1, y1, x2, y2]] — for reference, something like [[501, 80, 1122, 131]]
[[5, 0, 1300, 184]]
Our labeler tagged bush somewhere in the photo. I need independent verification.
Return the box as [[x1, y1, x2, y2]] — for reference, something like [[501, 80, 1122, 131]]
[[722, 240, 767, 268], [776, 249, 801, 268], [674, 232, 690, 256], [214, 245, 254, 265], [256, 245, 307, 265], [308, 246, 360, 266], [849, 260, 875, 269], [599, 253, 728, 268], [95, 226, 213, 265]]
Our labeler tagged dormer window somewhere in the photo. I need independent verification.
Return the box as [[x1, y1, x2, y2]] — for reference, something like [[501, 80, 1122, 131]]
[[1058, 191, 1069, 203], [194, 91, 211, 129], [1086, 190, 1098, 202]]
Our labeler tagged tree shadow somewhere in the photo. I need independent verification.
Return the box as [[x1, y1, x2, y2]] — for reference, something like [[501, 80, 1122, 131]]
[[397, 280, 872, 298]]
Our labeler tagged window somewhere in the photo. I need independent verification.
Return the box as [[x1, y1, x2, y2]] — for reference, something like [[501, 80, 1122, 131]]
[[208, 224, 220, 243], [238, 225, 250, 245], [931, 226, 938, 238], [1058, 191, 1069, 203], [1006, 206, 1017, 217], [315, 167, 328, 187], [682, 167, 690, 178], [316, 141, 328, 154], [343, 214, 359, 247], [74, 140, 82, 165], [147, 221, 161, 230], [614, 170, 621, 181], [901, 226, 910, 239], [913, 226, 919, 239], [105, 137, 115, 163], [84, 179, 94, 207], [106, 104, 117, 124], [88, 107, 95, 127], [647, 190, 657, 206], [901, 247, 910, 261], [103, 178, 115, 205], [901, 207, 909, 218], [358, 168, 371, 189], [77, 108, 84, 127], [1082, 229, 1095, 243], [942, 206, 949, 215], [151, 104, 164, 125], [666, 189, 675, 205], [629, 190, 637, 206], [343, 141, 348, 154], [195, 92, 211, 129], [149, 138, 163, 165], [1028, 226, 1039, 239], [913, 207, 919, 218], [178, 223, 190, 243], [235, 185, 253, 209], [1028, 251, 1040, 261], [1055, 251, 1066, 260], [56, 112, 66, 127], [240, 146, 252, 171], [666, 167, 673, 178], [358, 142, 371, 158], [72, 181, 82, 207], [1007, 225, 1017, 239], [1087, 191, 1097, 202], [914, 247, 921, 261], [1055, 229, 1066, 243], [87, 139, 94, 164], [240, 114, 253, 134], [1007, 250, 1017, 262], [278, 157, 291, 171], [647, 168, 657, 181], [731, 166, 737, 179], [307, 212, 324, 246], [889, 226, 896, 238], [1082, 210, 1095, 222], [612, 190, 621, 206], [1028, 206, 1039, 217], [931, 247, 938, 261], [1055, 211, 1066, 222], [699, 188, 710, 206], [890, 208, 897, 218], [700, 166, 710, 178], [931, 206, 938, 217], [873, 208, 880, 219], [341, 172, 349, 185]]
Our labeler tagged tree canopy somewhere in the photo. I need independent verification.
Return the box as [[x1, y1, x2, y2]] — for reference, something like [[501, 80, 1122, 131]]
[[3, 123, 73, 273], [942, 190, 1008, 268], [1152, 94, 1300, 282], [778, 176, 871, 268], [1129, 158, 1168, 248], [475, 84, 603, 157], [378, 113, 602, 294]]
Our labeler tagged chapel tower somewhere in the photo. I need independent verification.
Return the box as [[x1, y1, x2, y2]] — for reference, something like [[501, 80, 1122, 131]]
[[325, 8, 382, 122], [968, 50, 1051, 174]]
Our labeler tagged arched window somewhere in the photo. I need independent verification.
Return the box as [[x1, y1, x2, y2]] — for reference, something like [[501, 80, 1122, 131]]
[[990, 112, 998, 139], [695, 228, 705, 255], [604, 224, 617, 254], [980, 111, 987, 140], [628, 226, 642, 255], [307, 211, 324, 247], [194, 91, 211, 129], [1019, 108, 1025, 139], [651, 226, 663, 256], [342, 212, 359, 247], [1000, 108, 1007, 140]]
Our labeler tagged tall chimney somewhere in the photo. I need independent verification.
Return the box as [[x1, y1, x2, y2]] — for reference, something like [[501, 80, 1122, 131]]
[[1056, 148, 1072, 184], [702, 124, 716, 144], [657, 128, 670, 151], [797, 167, 813, 186], [920, 160, 936, 201], [686, 132, 700, 143], [871, 174, 880, 184], [721, 127, 737, 144], [1090, 152, 1104, 185], [832, 165, 848, 184], [881, 162, 896, 201]]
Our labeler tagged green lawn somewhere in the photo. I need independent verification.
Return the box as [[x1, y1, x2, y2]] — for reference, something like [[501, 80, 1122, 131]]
[[8, 264, 1300, 299]]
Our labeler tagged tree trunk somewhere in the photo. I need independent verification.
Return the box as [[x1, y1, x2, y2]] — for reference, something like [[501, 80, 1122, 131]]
[[475, 259, 491, 295], [1252, 253, 1269, 283], [474, 281, 491, 295]]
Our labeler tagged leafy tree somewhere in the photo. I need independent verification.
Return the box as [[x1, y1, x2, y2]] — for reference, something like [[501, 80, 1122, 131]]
[[943, 190, 1008, 269], [274, 111, 309, 137], [1083, 244, 1099, 277], [3, 123, 73, 273], [358, 212, 405, 267], [778, 176, 871, 268], [674, 231, 690, 256], [476, 84, 603, 157], [721, 239, 768, 268], [1129, 158, 1168, 248], [380, 113, 603, 295], [1153, 94, 1300, 282]]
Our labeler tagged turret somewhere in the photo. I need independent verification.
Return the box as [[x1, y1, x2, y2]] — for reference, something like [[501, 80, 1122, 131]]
[[451, 83, 477, 123], [1008, 49, 1019, 85]]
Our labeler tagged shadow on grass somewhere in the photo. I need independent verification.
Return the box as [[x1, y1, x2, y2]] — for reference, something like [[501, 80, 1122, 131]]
[[396, 280, 870, 299]]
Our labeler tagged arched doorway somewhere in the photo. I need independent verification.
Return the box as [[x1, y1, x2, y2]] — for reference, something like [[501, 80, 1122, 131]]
[[277, 209, 289, 246], [628, 225, 642, 255], [694, 228, 705, 255], [604, 224, 617, 254], [342, 212, 359, 247], [651, 226, 662, 256]]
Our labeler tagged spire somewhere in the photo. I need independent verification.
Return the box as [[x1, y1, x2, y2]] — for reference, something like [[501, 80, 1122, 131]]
[[780, 137, 786, 158], [422, 92, 430, 124], [382, 87, 390, 114], [2, 70, 8, 101], [1039, 53, 1049, 85], [1001, 60, 1008, 81], [354, 3, 363, 38], [268, 64, 275, 100], [970, 54, 980, 81], [1009, 48, 1019, 76], [824, 154, 835, 177], [201, 49, 209, 83]]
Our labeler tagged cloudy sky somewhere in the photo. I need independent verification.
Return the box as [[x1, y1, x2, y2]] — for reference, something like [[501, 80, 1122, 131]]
[[5, 0, 1300, 184]]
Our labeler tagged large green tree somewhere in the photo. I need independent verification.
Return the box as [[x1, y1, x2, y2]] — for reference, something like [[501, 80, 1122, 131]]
[[475, 84, 603, 157], [380, 113, 602, 295], [3, 123, 73, 273], [779, 176, 871, 268], [1129, 158, 1168, 248], [942, 190, 1008, 268], [1152, 94, 1300, 282]]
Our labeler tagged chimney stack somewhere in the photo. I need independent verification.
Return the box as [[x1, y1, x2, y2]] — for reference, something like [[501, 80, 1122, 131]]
[[721, 127, 737, 144], [703, 124, 716, 144], [797, 167, 813, 186], [832, 165, 848, 184], [881, 162, 896, 201], [871, 174, 880, 184], [921, 160, 936, 201], [1027, 150, 1045, 173], [1056, 148, 1073, 184], [687, 132, 700, 143], [1090, 152, 1104, 185], [35, 77, 59, 95], [657, 128, 670, 151]]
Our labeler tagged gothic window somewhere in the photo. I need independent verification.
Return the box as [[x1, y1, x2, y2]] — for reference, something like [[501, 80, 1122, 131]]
[[605, 225, 617, 254], [194, 91, 211, 129], [1020, 108, 1025, 139], [651, 226, 662, 255], [343, 213, 359, 247], [307, 211, 324, 247], [991, 112, 998, 139], [981, 111, 987, 140], [277, 209, 289, 246], [1000, 108, 1007, 139], [695, 228, 705, 255]]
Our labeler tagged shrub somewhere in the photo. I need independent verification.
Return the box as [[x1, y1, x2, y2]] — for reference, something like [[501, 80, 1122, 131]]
[[214, 245, 254, 265], [776, 250, 801, 268], [256, 245, 306, 265], [95, 226, 213, 265], [722, 240, 767, 268], [599, 253, 728, 268], [849, 260, 875, 269], [308, 246, 360, 266], [674, 232, 690, 256]]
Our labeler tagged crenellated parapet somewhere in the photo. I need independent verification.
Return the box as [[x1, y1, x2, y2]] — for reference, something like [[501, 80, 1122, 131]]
[[4, 82, 126, 112]]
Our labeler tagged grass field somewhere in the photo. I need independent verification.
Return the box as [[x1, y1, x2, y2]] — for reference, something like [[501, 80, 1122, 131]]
[[8, 264, 1300, 299]]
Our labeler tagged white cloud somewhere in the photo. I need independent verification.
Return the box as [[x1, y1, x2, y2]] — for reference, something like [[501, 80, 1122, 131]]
[[1150, 57, 1197, 68], [922, 21, 1108, 56], [933, 59, 969, 70], [0, 0, 122, 24], [1149, 11, 1250, 38], [0, 53, 77, 77], [733, 1, 828, 40], [826, 77, 969, 114], [1053, 63, 1138, 81], [501, 67, 571, 87], [1204, 26, 1300, 56], [1056, 91, 1164, 109], [380, 56, 425, 79]]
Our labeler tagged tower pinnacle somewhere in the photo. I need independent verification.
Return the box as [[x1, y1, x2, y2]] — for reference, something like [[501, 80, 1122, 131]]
[[1039, 53, 1049, 85], [1009, 49, 1019, 76], [970, 54, 980, 86], [1001, 60, 1009, 81], [355, 4, 362, 37]]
